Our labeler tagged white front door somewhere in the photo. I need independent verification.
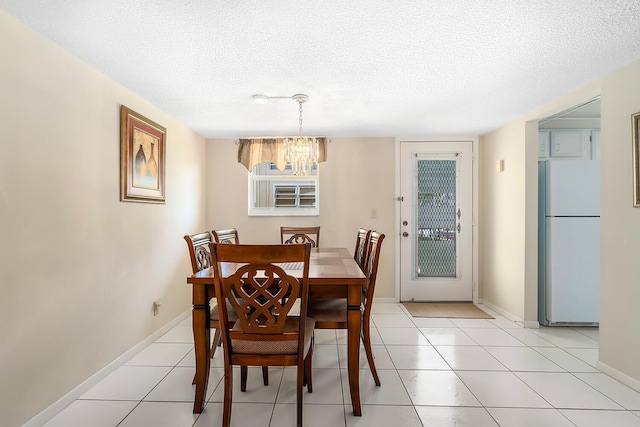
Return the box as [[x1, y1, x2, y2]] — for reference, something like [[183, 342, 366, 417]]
[[400, 141, 473, 301]]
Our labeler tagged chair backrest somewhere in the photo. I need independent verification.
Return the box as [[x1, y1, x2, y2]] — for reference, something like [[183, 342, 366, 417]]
[[362, 231, 385, 307], [210, 243, 312, 351], [184, 232, 214, 273], [212, 228, 240, 245], [354, 228, 372, 270], [280, 226, 320, 247]]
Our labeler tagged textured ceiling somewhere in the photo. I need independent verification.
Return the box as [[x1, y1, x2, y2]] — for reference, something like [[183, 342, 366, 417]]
[[1, 1, 639, 138]]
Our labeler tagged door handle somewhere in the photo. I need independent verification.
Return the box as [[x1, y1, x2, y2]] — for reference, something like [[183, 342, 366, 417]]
[[402, 232, 409, 237]]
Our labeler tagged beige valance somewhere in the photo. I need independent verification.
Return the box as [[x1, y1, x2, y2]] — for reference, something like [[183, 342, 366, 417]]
[[237, 138, 327, 172]]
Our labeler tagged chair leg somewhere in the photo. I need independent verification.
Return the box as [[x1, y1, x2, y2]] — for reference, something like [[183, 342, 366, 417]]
[[240, 366, 248, 392], [222, 363, 233, 427], [362, 316, 381, 386], [210, 328, 222, 358], [305, 335, 314, 393], [238, 366, 267, 390], [297, 360, 304, 427]]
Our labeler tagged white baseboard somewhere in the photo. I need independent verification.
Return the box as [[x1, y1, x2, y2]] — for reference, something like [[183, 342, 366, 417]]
[[595, 360, 640, 394], [23, 310, 191, 427], [479, 299, 540, 328], [522, 320, 541, 329], [478, 299, 520, 321]]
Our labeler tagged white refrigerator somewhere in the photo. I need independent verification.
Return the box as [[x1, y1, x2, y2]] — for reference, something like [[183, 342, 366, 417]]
[[538, 160, 600, 326]]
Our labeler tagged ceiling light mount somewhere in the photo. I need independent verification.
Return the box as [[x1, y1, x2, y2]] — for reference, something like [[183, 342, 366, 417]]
[[251, 93, 309, 104], [291, 94, 309, 104]]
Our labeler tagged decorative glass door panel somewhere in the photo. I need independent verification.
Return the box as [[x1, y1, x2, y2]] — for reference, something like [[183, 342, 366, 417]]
[[416, 159, 457, 278]]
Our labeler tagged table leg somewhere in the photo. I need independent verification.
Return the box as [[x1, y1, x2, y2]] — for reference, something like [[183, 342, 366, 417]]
[[347, 303, 362, 416], [192, 298, 211, 413]]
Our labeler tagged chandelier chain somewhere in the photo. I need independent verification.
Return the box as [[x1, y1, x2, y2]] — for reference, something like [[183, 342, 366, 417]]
[[298, 101, 304, 135]]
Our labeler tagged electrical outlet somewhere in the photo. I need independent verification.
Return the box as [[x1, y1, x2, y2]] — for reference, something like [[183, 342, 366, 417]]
[[153, 299, 162, 316], [370, 208, 377, 219]]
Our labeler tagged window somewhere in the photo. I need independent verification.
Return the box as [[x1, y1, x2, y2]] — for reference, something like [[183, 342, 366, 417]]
[[248, 162, 319, 216]]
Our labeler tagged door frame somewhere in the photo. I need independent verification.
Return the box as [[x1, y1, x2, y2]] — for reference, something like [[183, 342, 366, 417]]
[[394, 137, 479, 303]]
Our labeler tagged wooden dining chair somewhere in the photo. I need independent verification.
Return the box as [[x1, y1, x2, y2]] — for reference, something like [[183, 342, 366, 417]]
[[184, 232, 268, 386], [280, 226, 320, 247], [210, 227, 269, 386], [212, 228, 240, 245], [184, 232, 227, 358], [353, 228, 372, 270], [307, 231, 386, 386], [211, 243, 314, 427]]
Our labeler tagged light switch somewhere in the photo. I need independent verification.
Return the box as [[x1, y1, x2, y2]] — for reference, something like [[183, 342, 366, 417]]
[[496, 159, 505, 173], [370, 208, 377, 219]]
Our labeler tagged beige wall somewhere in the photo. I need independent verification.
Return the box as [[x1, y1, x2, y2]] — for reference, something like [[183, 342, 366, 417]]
[[599, 60, 640, 384], [0, 11, 205, 426], [479, 122, 528, 319], [479, 120, 539, 323], [204, 138, 397, 298]]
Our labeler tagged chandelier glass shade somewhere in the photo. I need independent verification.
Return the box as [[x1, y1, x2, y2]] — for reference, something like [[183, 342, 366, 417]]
[[284, 136, 319, 176], [283, 94, 319, 176]]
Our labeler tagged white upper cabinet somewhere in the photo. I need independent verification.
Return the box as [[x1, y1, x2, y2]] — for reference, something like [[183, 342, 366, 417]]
[[539, 129, 599, 160], [539, 131, 550, 158], [550, 130, 588, 157]]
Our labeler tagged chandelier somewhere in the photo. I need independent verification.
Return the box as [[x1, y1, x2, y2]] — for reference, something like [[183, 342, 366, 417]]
[[283, 94, 319, 176], [252, 93, 320, 176]]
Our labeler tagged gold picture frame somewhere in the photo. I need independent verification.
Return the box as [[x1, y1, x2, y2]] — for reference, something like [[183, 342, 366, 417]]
[[634, 112, 640, 207], [120, 106, 166, 203]]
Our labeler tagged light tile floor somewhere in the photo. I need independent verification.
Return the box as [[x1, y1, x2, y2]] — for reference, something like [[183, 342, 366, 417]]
[[42, 303, 640, 427]]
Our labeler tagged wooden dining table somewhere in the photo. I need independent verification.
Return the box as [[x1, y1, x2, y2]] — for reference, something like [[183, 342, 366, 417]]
[[186, 247, 367, 416]]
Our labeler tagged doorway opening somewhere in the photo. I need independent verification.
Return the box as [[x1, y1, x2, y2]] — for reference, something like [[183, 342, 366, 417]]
[[537, 97, 601, 326]]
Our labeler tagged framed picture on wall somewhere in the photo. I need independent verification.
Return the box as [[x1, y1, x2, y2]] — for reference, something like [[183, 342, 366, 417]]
[[120, 105, 166, 203], [634, 111, 640, 207]]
